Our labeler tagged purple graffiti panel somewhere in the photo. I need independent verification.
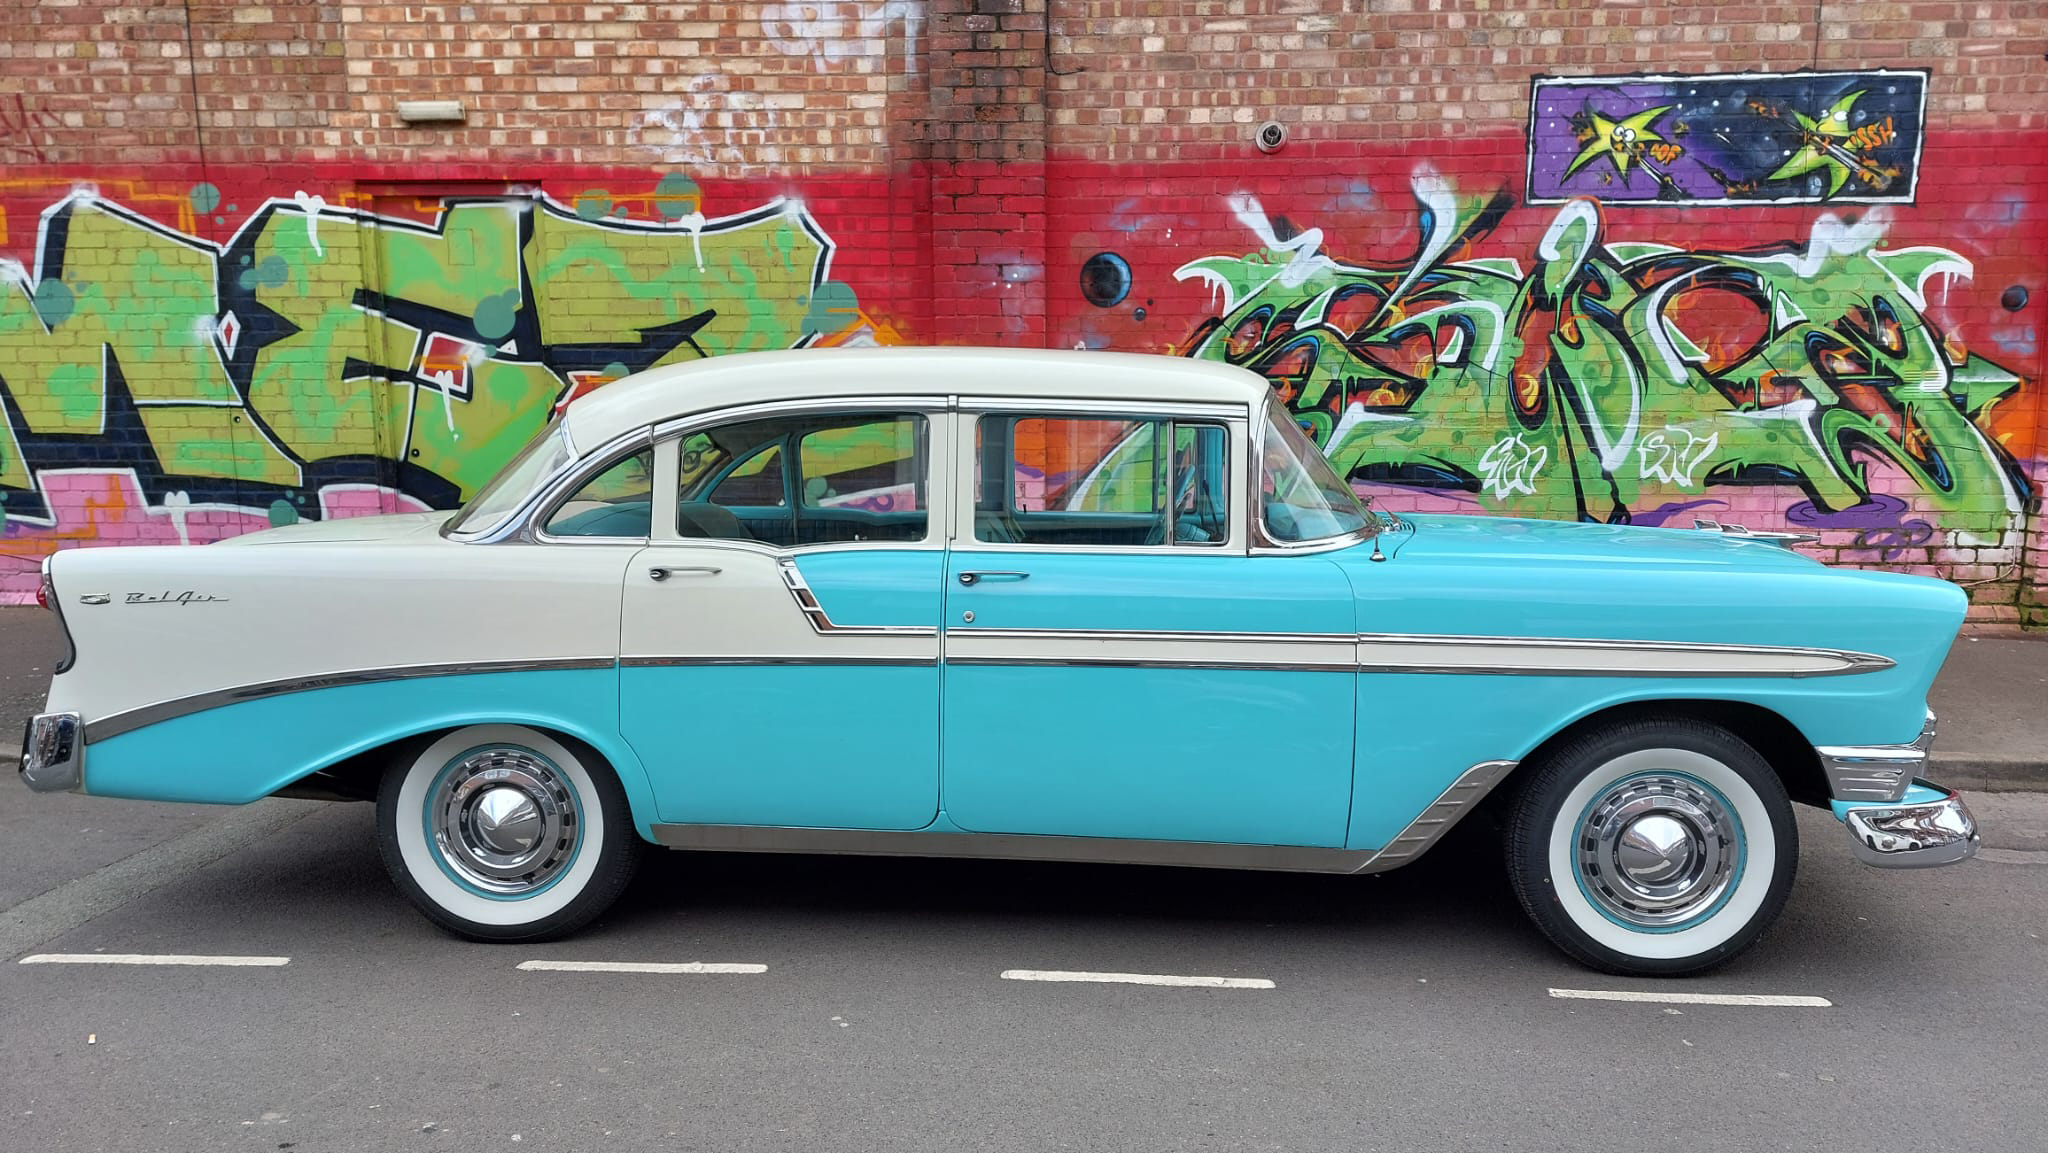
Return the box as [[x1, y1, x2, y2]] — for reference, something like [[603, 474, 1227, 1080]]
[[1527, 70, 1926, 205]]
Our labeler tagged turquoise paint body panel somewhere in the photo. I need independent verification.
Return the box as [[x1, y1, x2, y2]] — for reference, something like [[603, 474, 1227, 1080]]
[[792, 549, 946, 627], [1329, 515, 1966, 851], [621, 549, 943, 830], [625, 664, 940, 829], [945, 550, 1356, 634], [942, 551, 1357, 845], [81, 669, 664, 838], [1831, 783, 1951, 820], [941, 665, 1355, 845]]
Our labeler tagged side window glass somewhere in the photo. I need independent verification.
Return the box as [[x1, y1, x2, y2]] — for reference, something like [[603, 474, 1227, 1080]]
[[676, 412, 928, 545], [799, 417, 924, 514], [710, 444, 786, 508], [543, 449, 654, 538], [975, 416, 1226, 546]]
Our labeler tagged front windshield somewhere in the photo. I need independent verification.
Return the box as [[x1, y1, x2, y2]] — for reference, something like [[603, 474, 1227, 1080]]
[[447, 421, 576, 536], [1259, 400, 1375, 544]]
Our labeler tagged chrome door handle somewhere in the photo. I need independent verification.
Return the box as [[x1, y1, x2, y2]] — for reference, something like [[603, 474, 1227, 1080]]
[[958, 570, 1029, 586], [649, 565, 721, 582]]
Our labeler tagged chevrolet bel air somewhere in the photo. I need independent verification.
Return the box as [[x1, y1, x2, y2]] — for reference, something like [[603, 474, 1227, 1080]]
[[20, 348, 1980, 975]]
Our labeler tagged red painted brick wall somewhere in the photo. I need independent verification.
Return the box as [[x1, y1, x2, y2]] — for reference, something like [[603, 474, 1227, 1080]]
[[1, 1, 2042, 625]]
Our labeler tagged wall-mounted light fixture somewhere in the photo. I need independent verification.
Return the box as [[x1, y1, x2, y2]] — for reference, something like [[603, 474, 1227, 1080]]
[[396, 100, 467, 125]]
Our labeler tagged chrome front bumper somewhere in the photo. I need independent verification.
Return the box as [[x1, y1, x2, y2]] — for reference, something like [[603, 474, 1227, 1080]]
[[1837, 784, 1979, 869], [19, 712, 82, 793], [1817, 710, 1978, 868]]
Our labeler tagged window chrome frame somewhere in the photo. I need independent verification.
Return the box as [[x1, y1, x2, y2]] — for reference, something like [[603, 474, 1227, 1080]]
[[530, 437, 663, 547], [455, 426, 656, 546], [1248, 395, 1380, 556], [441, 419, 583, 544], [640, 394, 955, 557], [951, 404, 1251, 555]]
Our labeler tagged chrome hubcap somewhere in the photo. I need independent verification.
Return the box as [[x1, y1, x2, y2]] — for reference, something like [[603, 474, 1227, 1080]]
[[1576, 774, 1739, 928], [1616, 814, 1694, 886], [472, 786, 543, 856], [429, 748, 579, 896]]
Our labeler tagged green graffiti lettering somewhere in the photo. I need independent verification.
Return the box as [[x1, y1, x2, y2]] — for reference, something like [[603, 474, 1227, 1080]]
[[0, 191, 861, 520], [1181, 180, 2031, 541]]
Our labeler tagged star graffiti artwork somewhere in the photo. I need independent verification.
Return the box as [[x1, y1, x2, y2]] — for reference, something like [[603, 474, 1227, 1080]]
[[1527, 70, 1927, 205]]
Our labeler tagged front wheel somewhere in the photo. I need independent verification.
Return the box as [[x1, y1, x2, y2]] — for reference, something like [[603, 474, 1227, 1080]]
[[377, 725, 643, 942], [1506, 718, 1797, 977]]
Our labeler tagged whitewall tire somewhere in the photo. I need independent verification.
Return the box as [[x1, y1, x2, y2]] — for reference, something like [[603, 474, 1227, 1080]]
[[376, 724, 643, 942], [1506, 718, 1797, 976]]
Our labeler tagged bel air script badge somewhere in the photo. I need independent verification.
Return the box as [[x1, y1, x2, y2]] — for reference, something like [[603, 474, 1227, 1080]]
[[122, 591, 230, 606]]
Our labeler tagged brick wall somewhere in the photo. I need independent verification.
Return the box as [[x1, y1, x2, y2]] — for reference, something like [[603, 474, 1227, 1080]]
[[1, 1, 2043, 624]]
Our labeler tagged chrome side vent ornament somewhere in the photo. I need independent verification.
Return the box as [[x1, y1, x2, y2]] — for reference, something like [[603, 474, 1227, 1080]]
[[1692, 517, 1819, 548]]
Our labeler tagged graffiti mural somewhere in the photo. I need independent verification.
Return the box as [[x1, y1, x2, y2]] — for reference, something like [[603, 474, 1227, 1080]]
[[1176, 174, 2032, 543], [1528, 71, 1926, 204], [0, 182, 894, 595]]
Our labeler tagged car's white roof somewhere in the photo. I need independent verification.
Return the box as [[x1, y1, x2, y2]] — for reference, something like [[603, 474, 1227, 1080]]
[[561, 346, 1271, 450]]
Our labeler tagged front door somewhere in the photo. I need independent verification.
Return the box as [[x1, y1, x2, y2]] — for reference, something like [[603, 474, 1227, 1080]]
[[613, 405, 948, 830], [939, 411, 1360, 847]]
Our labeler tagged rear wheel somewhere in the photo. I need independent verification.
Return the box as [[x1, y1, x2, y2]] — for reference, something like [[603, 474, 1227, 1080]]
[[376, 725, 642, 942], [1505, 718, 1796, 976]]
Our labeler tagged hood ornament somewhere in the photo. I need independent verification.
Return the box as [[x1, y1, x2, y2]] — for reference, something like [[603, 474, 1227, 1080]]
[[1692, 517, 1820, 549]]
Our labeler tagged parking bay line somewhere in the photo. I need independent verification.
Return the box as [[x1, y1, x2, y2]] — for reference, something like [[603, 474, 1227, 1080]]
[[517, 960, 767, 975], [20, 953, 290, 967], [1549, 987, 1831, 1008], [1001, 969, 1275, 989]]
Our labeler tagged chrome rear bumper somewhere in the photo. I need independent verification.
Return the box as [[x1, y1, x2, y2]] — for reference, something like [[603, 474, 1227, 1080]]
[[1838, 784, 1979, 869], [19, 712, 82, 793]]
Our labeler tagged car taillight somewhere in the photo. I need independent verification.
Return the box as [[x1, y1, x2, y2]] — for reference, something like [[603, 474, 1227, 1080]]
[[36, 556, 54, 611]]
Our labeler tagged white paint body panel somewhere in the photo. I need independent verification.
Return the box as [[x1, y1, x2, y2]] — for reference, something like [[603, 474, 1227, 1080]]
[[45, 528, 634, 725]]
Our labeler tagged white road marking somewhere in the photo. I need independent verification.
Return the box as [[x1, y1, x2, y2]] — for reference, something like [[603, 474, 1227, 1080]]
[[515, 960, 767, 975], [1548, 987, 1831, 1007], [19, 953, 289, 967], [1001, 969, 1275, 989]]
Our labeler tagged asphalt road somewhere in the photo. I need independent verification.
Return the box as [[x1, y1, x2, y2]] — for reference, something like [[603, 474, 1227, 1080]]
[[3, 606, 2046, 1151]]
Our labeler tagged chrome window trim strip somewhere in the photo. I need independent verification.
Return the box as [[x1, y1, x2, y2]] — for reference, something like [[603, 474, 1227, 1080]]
[[959, 396, 1246, 419], [621, 656, 938, 669], [649, 759, 1517, 874], [84, 657, 619, 743], [649, 394, 954, 441]]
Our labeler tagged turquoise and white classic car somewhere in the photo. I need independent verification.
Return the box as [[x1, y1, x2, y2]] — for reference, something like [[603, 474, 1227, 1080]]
[[20, 347, 1978, 975]]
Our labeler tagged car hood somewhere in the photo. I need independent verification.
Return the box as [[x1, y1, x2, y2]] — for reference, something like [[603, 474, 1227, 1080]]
[[215, 511, 455, 546], [1371, 513, 1823, 572]]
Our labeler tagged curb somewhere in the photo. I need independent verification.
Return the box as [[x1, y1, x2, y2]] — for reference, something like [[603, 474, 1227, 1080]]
[[1930, 754, 2047, 793]]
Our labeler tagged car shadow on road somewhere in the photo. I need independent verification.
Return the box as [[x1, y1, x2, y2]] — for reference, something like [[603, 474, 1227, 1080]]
[[599, 814, 1574, 974]]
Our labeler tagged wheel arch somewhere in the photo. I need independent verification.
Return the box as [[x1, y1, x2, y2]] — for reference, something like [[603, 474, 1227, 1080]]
[[267, 715, 659, 840], [1493, 698, 1830, 812]]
